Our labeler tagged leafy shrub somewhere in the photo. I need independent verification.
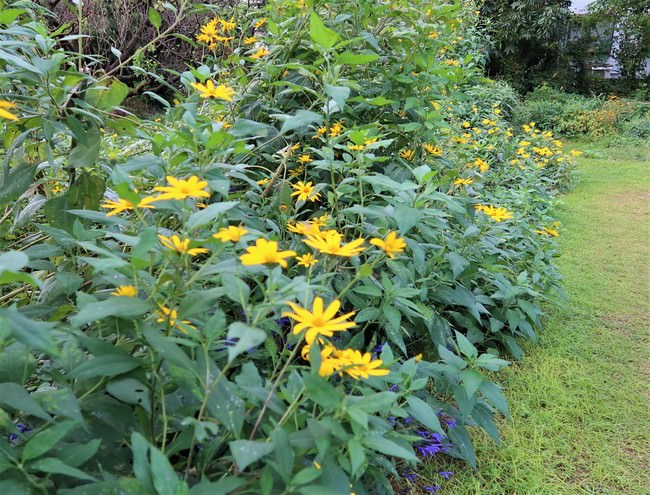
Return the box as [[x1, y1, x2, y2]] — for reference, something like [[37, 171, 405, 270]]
[[1, 0, 577, 493]]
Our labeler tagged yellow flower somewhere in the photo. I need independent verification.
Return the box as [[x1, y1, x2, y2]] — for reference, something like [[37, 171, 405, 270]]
[[316, 345, 390, 379], [289, 166, 304, 178], [295, 253, 318, 267], [290, 181, 320, 202], [244, 36, 258, 45], [298, 154, 312, 164], [348, 143, 365, 151], [475, 204, 513, 222], [253, 18, 267, 29], [314, 126, 327, 138], [369, 231, 406, 259], [415, 353, 423, 362], [257, 178, 270, 185], [534, 227, 559, 237], [310, 213, 329, 228], [159, 234, 209, 256], [153, 176, 210, 201], [213, 225, 248, 242], [0, 100, 18, 121], [453, 178, 474, 186], [240, 238, 296, 267], [111, 285, 137, 297], [283, 297, 356, 344], [191, 80, 235, 101], [400, 149, 415, 160], [422, 143, 442, 156], [251, 46, 270, 59], [157, 306, 193, 333], [303, 230, 365, 257], [100, 197, 156, 216], [329, 121, 344, 137], [287, 221, 320, 235], [220, 17, 236, 32], [428, 31, 439, 39], [569, 150, 583, 157], [473, 158, 489, 173]]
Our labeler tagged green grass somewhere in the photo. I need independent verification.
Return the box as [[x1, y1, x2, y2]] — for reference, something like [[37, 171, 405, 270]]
[[421, 139, 650, 494]]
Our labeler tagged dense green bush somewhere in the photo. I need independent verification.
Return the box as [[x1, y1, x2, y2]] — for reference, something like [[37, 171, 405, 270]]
[[513, 85, 650, 138], [1, 0, 578, 493]]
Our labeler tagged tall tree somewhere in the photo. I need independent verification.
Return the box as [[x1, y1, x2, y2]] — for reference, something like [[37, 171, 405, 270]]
[[479, 0, 572, 92]]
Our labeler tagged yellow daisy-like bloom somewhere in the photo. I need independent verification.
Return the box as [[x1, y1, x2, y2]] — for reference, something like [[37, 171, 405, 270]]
[[100, 197, 156, 216], [534, 227, 559, 237], [190, 80, 235, 100], [400, 149, 415, 161], [244, 36, 257, 45], [257, 178, 270, 186], [283, 297, 356, 344], [369, 231, 406, 259], [473, 158, 489, 173], [295, 253, 318, 267], [213, 225, 248, 242], [303, 230, 365, 257], [329, 121, 344, 137], [453, 178, 474, 186], [240, 238, 296, 267], [423, 143, 442, 156], [569, 150, 583, 157], [157, 306, 193, 333], [253, 18, 267, 29], [220, 17, 236, 32], [316, 345, 390, 379], [111, 285, 137, 297], [310, 213, 329, 228], [0, 100, 18, 121], [287, 221, 320, 235], [290, 181, 320, 202], [297, 154, 312, 164], [348, 143, 366, 151], [251, 46, 270, 59], [158, 234, 209, 256], [428, 31, 439, 39], [153, 176, 210, 201], [475, 204, 514, 222]]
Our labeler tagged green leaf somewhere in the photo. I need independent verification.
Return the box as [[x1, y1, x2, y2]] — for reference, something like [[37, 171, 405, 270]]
[[0, 9, 25, 24], [347, 438, 366, 476], [229, 440, 275, 471], [0, 165, 34, 207], [70, 298, 150, 326], [70, 353, 141, 381], [131, 432, 154, 491], [459, 368, 483, 397], [455, 331, 478, 359], [0, 382, 51, 421], [186, 201, 238, 229], [334, 52, 379, 65], [30, 457, 96, 481], [362, 435, 417, 462], [475, 353, 510, 372], [446, 253, 470, 279], [190, 478, 246, 495], [0, 251, 28, 272], [22, 421, 77, 462], [0, 309, 57, 354], [302, 373, 343, 409], [150, 448, 188, 495], [324, 84, 350, 112], [405, 396, 443, 433], [280, 109, 323, 133], [226, 322, 266, 363], [106, 378, 151, 413], [291, 467, 322, 486], [0, 343, 36, 384], [309, 12, 339, 49], [58, 438, 101, 467], [84, 79, 129, 111], [148, 8, 162, 29]]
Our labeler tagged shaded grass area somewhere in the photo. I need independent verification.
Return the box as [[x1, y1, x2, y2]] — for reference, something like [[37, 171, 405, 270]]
[[422, 140, 650, 494]]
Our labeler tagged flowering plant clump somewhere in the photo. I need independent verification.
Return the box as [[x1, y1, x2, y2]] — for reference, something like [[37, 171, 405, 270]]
[[0, 0, 576, 492]]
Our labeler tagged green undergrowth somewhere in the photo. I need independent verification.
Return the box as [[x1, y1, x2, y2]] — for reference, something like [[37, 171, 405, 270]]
[[422, 140, 650, 495]]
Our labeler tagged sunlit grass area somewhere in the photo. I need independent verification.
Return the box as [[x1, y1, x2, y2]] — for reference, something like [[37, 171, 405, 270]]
[[422, 141, 650, 495]]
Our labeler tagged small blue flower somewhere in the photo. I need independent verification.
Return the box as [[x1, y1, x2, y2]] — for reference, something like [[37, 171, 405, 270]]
[[438, 471, 453, 480], [401, 471, 417, 483], [389, 384, 400, 392], [424, 485, 441, 492]]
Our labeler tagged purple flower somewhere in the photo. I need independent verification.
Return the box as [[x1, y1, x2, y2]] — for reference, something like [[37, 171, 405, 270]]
[[8, 423, 31, 444], [401, 471, 417, 482], [424, 485, 441, 492], [438, 471, 453, 480], [389, 384, 400, 392], [403, 416, 413, 425], [388, 416, 396, 426], [275, 317, 291, 328]]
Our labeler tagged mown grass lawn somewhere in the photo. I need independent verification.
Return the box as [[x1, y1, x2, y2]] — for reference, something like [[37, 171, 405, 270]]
[[422, 139, 650, 495]]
